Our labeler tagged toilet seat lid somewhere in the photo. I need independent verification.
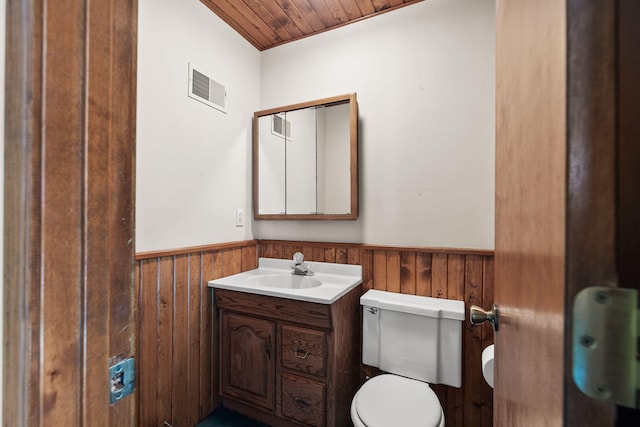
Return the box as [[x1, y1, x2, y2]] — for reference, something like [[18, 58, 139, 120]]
[[355, 374, 442, 427]]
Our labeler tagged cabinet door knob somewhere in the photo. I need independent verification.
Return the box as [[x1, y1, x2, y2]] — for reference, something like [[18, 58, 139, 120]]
[[293, 348, 309, 359]]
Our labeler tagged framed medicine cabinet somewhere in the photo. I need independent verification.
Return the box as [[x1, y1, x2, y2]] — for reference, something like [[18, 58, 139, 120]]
[[253, 93, 358, 220]]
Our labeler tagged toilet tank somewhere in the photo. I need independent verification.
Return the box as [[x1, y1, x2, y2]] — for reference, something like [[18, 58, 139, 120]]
[[361, 289, 465, 388]]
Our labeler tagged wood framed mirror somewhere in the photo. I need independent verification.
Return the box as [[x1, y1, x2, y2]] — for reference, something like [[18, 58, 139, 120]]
[[253, 93, 358, 220]]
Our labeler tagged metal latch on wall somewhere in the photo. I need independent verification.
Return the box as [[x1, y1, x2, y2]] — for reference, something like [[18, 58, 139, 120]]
[[109, 357, 135, 404], [572, 286, 639, 409]]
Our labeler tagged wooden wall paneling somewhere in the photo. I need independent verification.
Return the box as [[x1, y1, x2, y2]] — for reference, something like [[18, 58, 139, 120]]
[[360, 250, 374, 291], [271, 243, 283, 259], [372, 251, 387, 290], [336, 247, 348, 264], [136, 241, 493, 424], [431, 253, 449, 298], [324, 247, 336, 262], [447, 255, 466, 301], [261, 243, 272, 258], [222, 248, 242, 276], [157, 257, 175, 424], [209, 250, 225, 410], [415, 253, 432, 296], [462, 256, 487, 426], [172, 255, 190, 424], [138, 260, 159, 426], [200, 252, 216, 418], [444, 254, 466, 427], [303, 244, 315, 258], [188, 253, 202, 426], [312, 246, 326, 262], [211, 251, 223, 408], [281, 244, 301, 261], [400, 251, 417, 295], [347, 248, 360, 265], [233, 248, 243, 274], [221, 248, 234, 276], [241, 245, 258, 270], [385, 251, 401, 293], [135, 241, 258, 425]]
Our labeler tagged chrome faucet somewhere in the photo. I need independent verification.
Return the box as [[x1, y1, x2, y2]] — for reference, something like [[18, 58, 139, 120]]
[[291, 252, 314, 276]]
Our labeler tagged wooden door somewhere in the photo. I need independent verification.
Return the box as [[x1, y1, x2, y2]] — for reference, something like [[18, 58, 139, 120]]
[[3, 1, 137, 425], [495, 0, 639, 425], [221, 312, 276, 410]]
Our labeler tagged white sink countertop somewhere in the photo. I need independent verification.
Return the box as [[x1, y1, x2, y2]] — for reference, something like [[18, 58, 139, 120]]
[[208, 257, 363, 304]]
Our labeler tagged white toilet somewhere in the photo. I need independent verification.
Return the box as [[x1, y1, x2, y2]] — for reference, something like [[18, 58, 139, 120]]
[[351, 290, 465, 427]]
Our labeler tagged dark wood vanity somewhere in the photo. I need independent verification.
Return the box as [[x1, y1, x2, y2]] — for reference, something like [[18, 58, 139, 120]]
[[215, 286, 361, 427]]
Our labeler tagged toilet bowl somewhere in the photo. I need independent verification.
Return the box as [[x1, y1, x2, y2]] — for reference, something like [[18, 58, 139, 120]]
[[351, 290, 464, 427], [350, 374, 444, 427]]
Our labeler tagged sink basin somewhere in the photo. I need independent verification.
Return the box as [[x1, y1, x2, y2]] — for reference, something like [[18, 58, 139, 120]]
[[208, 257, 362, 304], [248, 273, 322, 289]]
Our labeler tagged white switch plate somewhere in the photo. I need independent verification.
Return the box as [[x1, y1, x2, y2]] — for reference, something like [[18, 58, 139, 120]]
[[236, 208, 244, 227]]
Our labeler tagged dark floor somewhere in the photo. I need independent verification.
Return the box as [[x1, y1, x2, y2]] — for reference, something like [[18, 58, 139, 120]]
[[196, 406, 270, 427]]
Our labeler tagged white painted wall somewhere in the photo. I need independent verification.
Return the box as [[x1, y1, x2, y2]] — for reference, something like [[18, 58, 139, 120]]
[[256, 0, 495, 249], [136, 0, 260, 252], [137, 0, 495, 251]]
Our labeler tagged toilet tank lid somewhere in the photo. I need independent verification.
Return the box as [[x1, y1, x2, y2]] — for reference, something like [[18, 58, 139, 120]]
[[360, 290, 465, 320]]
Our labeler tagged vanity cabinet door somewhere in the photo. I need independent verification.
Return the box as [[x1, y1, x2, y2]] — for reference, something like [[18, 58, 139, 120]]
[[221, 312, 276, 410]]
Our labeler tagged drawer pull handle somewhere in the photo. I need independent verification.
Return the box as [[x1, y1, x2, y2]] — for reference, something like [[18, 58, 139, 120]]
[[294, 398, 310, 409], [294, 348, 310, 359]]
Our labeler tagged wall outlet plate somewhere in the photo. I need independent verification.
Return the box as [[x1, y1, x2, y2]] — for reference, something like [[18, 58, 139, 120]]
[[109, 357, 135, 404]]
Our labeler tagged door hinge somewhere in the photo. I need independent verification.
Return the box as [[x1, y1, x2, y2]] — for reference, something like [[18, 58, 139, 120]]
[[572, 286, 639, 409]]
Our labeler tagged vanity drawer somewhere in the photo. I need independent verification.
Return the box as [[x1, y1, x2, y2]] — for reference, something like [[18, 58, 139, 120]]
[[281, 325, 326, 377], [282, 372, 325, 427]]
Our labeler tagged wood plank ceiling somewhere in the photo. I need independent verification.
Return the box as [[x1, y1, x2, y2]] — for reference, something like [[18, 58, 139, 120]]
[[201, 0, 424, 51]]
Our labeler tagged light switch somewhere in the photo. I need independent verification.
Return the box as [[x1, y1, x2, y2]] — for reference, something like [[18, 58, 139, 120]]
[[236, 208, 244, 227]]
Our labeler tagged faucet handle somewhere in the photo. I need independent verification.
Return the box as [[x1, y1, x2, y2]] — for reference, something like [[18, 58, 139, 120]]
[[293, 252, 304, 264]]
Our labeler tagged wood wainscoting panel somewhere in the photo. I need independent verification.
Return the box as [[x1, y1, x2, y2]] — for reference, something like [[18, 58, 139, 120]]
[[258, 240, 494, 427], [135, 240, 492, 426], [135, 241, 257, 426]]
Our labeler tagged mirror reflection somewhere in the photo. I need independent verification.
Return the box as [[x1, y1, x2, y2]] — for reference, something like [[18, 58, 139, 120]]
[[253, 94, 358, 220]]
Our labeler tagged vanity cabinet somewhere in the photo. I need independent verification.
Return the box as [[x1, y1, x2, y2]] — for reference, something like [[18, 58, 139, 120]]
[[221, 312, 275, 410], [215, 286, 360, 427]]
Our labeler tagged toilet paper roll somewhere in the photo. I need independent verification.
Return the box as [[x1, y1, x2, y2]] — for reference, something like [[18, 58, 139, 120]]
[[482, 344, 494, 388]]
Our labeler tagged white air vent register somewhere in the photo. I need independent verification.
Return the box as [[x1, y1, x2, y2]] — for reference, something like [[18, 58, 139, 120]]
[[188, 63, 227, 113]]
